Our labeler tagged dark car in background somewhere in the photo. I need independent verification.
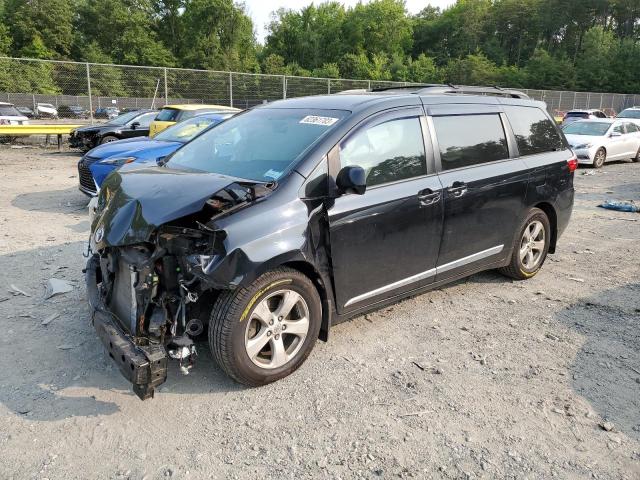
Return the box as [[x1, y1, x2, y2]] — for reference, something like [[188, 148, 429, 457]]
[[95, 107, 120, 119], [77, 112, 235, 196], [86, 85, 576, 399], [58, 105, 89, 119], [69, 110, 157, 152]]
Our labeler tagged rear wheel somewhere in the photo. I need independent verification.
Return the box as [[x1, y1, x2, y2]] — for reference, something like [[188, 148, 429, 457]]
[[100, 135, 118, 145], [499, 208, 551, 280], [209, 268, 321, 386], [593, 148, 606, 168]]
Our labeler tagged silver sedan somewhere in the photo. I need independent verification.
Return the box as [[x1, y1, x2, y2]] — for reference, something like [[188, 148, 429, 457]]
[[562, 119, 640, 168]]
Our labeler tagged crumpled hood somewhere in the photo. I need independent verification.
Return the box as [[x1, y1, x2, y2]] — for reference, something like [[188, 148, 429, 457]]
[[92, 166, 242, 248], [88, 138, 179, 160]]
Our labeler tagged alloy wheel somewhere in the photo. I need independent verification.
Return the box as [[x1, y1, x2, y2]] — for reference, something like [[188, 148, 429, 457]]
[[519, 220, 545, 270], [244, 289, 310, 369]]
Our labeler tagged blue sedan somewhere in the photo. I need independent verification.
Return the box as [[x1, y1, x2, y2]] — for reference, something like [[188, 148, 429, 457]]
[[77, 112, 234, 196]]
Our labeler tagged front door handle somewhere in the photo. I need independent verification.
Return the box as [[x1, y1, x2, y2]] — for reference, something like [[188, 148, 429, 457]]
[[417, 188, 441, 206], [447, 181, 468, 198]]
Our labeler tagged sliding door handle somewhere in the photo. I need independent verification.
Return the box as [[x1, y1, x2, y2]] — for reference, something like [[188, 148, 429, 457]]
[[447, 181, 467, 198], [417, 189, 441, 206]]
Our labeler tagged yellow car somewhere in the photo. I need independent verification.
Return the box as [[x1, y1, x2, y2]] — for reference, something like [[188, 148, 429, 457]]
[[149, 104, 240, 137]]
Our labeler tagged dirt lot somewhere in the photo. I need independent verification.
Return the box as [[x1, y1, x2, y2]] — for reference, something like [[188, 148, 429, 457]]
[[0, 146, 638, 480]]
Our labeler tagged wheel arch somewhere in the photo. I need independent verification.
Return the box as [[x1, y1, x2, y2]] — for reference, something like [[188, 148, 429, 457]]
[[533, 202, 558, 254], [280, 260, 332, 343]]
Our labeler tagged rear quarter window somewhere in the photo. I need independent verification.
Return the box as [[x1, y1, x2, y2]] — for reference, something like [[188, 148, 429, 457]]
[[504, 105, 565, 156]]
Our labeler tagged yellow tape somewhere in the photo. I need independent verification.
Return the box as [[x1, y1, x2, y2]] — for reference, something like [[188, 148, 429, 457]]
[[239, 279, 292, 322]]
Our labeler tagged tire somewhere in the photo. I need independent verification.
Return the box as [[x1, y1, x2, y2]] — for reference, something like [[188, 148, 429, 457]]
[[209, 267, 321, 386], [498, 208, 551, 280], [593, 148, 606, 168], [100, 135, 119, 145]]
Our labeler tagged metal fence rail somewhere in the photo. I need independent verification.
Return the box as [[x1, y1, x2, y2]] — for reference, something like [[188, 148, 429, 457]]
[[1, 56, 638, 121]]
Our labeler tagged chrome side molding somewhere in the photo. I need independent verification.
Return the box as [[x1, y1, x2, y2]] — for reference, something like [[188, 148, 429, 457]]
[[344, 244, 504, 308]]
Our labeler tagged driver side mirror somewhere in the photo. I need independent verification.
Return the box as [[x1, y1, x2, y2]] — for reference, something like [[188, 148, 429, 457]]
[[130, 121, 140, 130], [336, 165, 366, 195]]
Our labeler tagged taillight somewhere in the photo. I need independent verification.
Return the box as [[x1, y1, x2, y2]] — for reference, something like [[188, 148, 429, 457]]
[[567, 156, 578, 173]]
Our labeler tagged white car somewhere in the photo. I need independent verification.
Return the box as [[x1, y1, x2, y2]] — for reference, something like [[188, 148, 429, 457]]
[[35, 103, 59, 119], [563, 119, 640, 168], [0, 102, 29, 125], [616, 107, 640, 128]]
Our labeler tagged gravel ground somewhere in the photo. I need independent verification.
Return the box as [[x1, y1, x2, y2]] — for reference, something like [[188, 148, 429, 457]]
[[0, 146, 638, 480]]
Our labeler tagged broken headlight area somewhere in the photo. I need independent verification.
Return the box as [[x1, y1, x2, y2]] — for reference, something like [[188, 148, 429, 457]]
[[87, 228, 224, 400], [86, 179, 276, 399]]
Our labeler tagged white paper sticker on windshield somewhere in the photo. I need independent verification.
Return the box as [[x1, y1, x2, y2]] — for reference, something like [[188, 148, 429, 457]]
[[299, 115, 339, 126]]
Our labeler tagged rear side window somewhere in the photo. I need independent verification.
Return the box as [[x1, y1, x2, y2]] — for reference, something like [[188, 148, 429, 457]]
[[626, 123, 639, 133], [135, 112, 157, 127], [433, 114, 508, 170], [566, 112, 588, 118], [594, 111, 607, 118], [340, 117, 427, 187], [156, 108, 180, 122], [504, 106, 564, 156]]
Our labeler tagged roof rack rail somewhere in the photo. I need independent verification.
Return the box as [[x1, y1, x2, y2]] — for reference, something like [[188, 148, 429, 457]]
[[371, 84, 530, 99]]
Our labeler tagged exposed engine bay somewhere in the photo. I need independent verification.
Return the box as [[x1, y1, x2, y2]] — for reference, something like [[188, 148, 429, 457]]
[[86, 179, 275, 399]]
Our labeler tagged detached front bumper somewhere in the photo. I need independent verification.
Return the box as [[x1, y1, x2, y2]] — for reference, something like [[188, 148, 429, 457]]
[[86, 256, 168, 400], [93, 311, 168, 399]]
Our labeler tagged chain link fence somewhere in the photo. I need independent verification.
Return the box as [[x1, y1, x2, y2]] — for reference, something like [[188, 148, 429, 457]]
[[1, 56, 638, 122]]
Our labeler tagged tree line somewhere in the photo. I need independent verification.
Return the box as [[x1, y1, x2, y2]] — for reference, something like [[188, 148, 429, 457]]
[[0, 0, 639, 95]]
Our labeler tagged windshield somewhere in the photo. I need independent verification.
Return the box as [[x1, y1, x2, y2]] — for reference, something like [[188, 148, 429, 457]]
[[167, 108, 349, 181], [109, 111, 145, 126], [0, 105, 23, 116], [617, 109, 640, 119], [562, 122, 610, 136], [155, 116, 226, 143]]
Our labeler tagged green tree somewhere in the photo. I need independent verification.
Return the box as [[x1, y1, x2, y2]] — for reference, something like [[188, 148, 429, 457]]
[[77, 0, 175, 67], [179, 0, 257, 71], [445, 53, 500, 85], [524, 48, 575, 90], [4, 0, 76, 58]]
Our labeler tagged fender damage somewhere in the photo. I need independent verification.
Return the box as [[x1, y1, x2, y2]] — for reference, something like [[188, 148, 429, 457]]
[[86, 166, 332, 399], [86, 166, 279, 399]]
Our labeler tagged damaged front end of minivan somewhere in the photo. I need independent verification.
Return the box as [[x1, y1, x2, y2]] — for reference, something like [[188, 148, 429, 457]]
[[85, 167, 276, 399]]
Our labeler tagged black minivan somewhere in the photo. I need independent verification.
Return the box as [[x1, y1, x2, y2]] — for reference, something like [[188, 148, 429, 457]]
[[86, 86, 575, 399]]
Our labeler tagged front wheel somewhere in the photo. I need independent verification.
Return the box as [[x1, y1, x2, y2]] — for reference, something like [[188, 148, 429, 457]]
[[209, 268, 321, 386], [100, 135, 118, 145], [593, 148, 606, 168], [499, 208, 551, 280]]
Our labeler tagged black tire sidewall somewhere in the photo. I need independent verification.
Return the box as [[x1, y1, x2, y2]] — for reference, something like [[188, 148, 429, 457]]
[[221, 271, 321, 385], [100, 135, 118, 144], [515, 210, 551, 277]]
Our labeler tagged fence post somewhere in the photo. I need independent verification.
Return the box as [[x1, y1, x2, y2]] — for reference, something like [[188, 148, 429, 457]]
[[229, 72, 233, 107], [164, 67, 168, 105], [86, 63, 94, 124], [282, 75, 287, 99], [572, 92, 576, 109], [327, 78, 331, 94], [368, 80, 371, 90]]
